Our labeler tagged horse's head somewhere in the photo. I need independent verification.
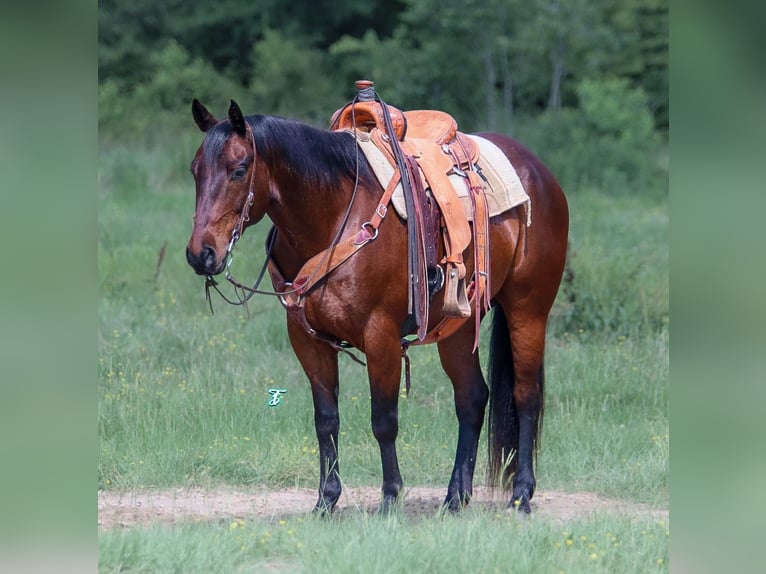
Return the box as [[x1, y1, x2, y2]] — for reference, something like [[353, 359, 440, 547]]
[[185, 99, 268, 276]]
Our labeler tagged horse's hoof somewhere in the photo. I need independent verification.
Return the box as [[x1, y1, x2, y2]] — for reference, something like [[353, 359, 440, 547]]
[[508, 495, 532, 515], [443, 494, 469, 513], [313, 500, 336, 517], [445, 500, 462, 514], [378, 495, 400, 515]]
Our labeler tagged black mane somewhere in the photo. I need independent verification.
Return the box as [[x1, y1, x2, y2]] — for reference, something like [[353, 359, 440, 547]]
[[201, 115, 375, 192], [251, 115, 377, 191]]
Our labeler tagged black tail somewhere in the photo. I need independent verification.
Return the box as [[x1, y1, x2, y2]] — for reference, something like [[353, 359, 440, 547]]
[[486, 309, 545, 490]]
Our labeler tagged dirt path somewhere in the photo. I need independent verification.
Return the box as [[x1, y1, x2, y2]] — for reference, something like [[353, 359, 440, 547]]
[[98, 486, 667, 529]]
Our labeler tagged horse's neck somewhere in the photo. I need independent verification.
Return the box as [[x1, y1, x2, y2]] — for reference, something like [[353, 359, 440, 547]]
[[259, 129, 356, 260]]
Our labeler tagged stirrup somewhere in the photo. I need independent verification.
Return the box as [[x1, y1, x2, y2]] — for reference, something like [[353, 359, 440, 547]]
[[443, 265, 471, 318]]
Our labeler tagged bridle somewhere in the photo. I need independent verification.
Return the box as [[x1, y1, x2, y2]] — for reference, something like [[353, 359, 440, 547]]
[[202, 120, 281, 313], [203, 113, 367, 315]]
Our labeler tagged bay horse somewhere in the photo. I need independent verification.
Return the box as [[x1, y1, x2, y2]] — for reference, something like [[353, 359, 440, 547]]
[[185, 98, 568, 514]]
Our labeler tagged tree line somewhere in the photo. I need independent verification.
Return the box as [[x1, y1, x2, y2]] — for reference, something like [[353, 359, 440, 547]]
[[99, 0, 667, 192]]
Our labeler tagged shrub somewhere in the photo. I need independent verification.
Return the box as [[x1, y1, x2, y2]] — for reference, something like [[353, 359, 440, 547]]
[[249, 30, 344, 126], [547, 190, 668, 339], [516, 77, 666, 195], [99, 40, 246, 144]]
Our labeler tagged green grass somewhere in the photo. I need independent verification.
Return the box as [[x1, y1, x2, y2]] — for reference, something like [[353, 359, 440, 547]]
[[98, 139, 668, 569], [99, 509, 669, 573], [98, 327, 668, 502], [542, 331, 668, 504]]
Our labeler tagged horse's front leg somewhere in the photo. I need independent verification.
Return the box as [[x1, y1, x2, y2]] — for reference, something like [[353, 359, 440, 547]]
[[364, 332, 405, 511], [286, 317, 341, 514], [437, 323, 489, 511]]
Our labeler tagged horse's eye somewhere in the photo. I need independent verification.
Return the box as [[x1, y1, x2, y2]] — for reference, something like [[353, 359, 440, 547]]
[[231, 167, 247, 181]]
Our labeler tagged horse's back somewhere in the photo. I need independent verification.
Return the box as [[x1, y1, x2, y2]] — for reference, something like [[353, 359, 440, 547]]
[[475, 132, 567, 224], [477, 132, 569, 310]]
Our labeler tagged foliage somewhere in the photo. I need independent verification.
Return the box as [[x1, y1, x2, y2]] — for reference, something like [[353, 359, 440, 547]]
[[576, 77, 663, 190], [99, 511, 669, 573], [99, 40, 246, 144], [249, 30, 344, 126], [515, 77, 665, 194], [546, 189, 668, 340], [98, 0, 669, 161]]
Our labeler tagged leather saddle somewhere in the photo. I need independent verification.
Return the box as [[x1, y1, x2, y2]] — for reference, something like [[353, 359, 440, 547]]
[[330, 81, 491, 349]]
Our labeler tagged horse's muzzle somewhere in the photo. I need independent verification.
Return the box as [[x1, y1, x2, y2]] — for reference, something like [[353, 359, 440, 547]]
[[186, 244, 224, 276]]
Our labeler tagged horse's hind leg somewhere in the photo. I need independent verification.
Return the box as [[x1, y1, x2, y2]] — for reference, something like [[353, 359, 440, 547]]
[[286, 319, 342, 514], [489, 299, 548, 514], [508, 316, 546, 512], [438, 324, 489, 511]]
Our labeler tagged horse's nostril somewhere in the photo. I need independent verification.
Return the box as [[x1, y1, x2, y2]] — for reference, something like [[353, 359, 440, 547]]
[[186, 245, 218, 275], [202, 245, 216, 270]]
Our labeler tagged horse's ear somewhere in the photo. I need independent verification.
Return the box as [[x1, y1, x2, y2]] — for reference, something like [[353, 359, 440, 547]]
[[192, 99, 218, 132], [228, 99, 247, 137]]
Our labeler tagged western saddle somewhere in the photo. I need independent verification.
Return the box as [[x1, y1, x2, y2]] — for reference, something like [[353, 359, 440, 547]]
[[330, 81, 491, 351]]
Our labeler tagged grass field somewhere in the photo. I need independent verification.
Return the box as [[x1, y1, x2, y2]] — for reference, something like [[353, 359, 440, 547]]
[[99, 510, 669, 573], [98, 138, 668, 572]]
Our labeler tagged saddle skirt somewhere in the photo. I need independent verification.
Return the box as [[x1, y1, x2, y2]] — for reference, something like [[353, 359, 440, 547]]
[[352, 131, 532, 226]]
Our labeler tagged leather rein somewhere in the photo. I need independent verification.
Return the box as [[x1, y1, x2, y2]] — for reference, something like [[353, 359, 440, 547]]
[[204, 116, 362, 308], [203, 106, 402, 367]]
